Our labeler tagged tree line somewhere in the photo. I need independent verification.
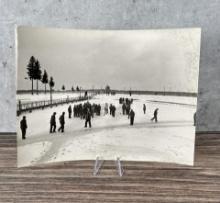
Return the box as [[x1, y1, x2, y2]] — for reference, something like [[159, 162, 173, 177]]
[[26, 56, 81, 95]]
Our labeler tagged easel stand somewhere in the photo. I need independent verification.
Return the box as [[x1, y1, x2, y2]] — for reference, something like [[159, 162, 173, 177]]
[[93, 157, 124, 177]]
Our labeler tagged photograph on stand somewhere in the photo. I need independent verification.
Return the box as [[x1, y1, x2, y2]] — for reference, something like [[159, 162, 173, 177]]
[[16, 26, 201, 167]]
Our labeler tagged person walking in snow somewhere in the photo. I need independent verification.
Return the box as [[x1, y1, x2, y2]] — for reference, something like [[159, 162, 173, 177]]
[[58, 112, 65, 133], [151, 108, 159, 123], [68, 105, 72, 118], [112, 105, 116, 117], [109, 104, 112, 115], [129, 109, 135, 125], [85, 108, 92, 128], [20, 116, 27, 140], [122, 102, 126, 115], [143, 104, 146, 114], [50, 112, 56, 133]]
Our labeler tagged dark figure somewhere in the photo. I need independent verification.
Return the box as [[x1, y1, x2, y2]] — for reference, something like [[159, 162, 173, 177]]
[[129, 109, 135, 125], [194, 112, 196, 126], [109, 104, 112, 115], [122, 103, 126, 115], [129, 91, 132, 97], [68, 105, 72, 118], [97, 104, 101, 116], [112, 105, 116, 117], [20, 116, 27, 139], [58, 112, 65, 132], [126, 104, 131, 116], [151, 108, 159, 123], [85, 109, 92, 128], [119, 98, 122, 104], [143, 104, 146, 114], [73, 105, 75, 117], [50, 112, 56, 133]]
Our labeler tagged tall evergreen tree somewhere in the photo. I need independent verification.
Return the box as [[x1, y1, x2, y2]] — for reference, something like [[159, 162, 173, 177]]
[[34, 60, 42, 95], [42, 70, 48, 94], [76, 86, 80, 91], [27, 56, 36, 95], [49, 77, 55, 105], [71, 86, 74, 92]]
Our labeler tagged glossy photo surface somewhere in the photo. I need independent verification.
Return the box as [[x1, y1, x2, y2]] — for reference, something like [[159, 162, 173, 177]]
[[16, 27, 201, 167]]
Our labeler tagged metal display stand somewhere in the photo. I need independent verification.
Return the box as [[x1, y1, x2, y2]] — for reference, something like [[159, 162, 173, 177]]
[[93, 156, 104, 176], [116, 157, 124, 177], [93, 156, 124, 177]]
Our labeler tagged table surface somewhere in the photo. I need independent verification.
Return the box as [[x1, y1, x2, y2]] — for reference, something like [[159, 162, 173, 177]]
[[0, 133, 220, 203]]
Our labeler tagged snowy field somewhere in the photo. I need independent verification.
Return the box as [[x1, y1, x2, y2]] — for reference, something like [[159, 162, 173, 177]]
[[17, 93, 196, 167]]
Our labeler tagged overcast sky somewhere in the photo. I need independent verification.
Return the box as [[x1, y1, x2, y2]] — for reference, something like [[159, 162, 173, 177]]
[[17, 26, 201, 92]]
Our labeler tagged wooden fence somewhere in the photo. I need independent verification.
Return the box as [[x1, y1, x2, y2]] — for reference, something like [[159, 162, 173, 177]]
[[17, 96, 92, 116]]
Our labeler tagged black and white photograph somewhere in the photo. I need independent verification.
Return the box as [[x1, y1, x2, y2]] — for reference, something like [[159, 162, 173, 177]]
[[16, 26, 201, 167]]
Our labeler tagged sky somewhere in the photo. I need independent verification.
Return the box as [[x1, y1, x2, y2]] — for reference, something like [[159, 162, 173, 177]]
[[17, 26, 201, 92]]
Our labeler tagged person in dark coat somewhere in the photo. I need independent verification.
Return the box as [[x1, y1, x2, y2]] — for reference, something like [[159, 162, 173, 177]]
[[84, 91, 88, 97], [58, 112, 65, 133], [20, 116, 27, 139], [129, 109, 135, 125], [50, 112, 56, 133], [122, 103, 126, 115], [109, 104, 112, 115], [68, 105, 72, 118], [112, 105, 116, 117], [151, 108, 159, 123], [97, 104, 101, 116], [85, 108, 92, 128], [73, 105, 75, 117], [143, 104, 146, 114], [126, 104, 131, 116]]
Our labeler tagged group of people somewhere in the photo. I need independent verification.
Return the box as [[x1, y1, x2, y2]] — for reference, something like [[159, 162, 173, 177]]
[[119, 98, 158, 125], [72, 103, 101, 119], [20, 97, 162, 140], [50, 111, 65, 134], [120, 98, 133, 116], [52, 102, 98, 133]]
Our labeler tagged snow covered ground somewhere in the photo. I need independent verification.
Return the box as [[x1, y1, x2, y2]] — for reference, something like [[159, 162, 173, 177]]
[[17, 93, 196, 167]]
